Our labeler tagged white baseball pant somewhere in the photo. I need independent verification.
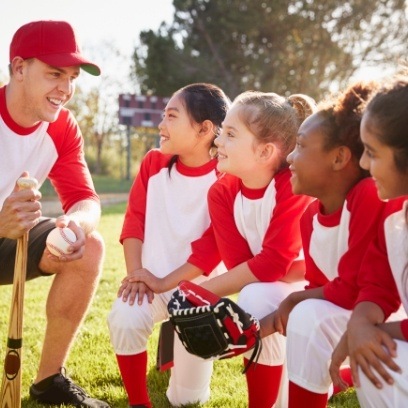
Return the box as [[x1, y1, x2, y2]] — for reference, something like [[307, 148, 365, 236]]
[[107, 287, 213, 406], [356, 339, 408, 408], [286, 299, 351, 394], [286, 299, 407, 396], [238, 280, 306, 408]]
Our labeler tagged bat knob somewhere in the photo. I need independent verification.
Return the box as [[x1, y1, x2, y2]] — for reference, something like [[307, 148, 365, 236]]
[[17, 177, 38, 190]]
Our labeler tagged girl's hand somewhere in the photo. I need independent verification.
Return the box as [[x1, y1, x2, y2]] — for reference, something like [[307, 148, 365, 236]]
[[348, 321, 400, 389], [329, 333, 349, 392], [273, 295, 297, 335], [118, 279, 154, 306], [126, 268, 166, 293], [259, 311, 277, 338]]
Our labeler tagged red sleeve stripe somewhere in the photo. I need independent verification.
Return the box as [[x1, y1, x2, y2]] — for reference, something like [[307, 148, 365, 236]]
[[401, 319, 408, 341]]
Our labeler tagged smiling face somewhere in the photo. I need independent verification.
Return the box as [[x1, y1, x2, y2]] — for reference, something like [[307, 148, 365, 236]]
[[215, 104, 262, 180], [360, 113, 408, 199], [158, 93, 202, 157], [14, 58, 78, 126], [287, 113, 337, 198]]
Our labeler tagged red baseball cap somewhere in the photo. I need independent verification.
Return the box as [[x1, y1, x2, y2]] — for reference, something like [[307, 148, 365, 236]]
[[9, 20, 101, 76]]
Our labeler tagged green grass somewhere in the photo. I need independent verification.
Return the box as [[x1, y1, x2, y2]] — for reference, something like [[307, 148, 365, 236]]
[[92, 176, 133, 194], [40, 176, 133, 198], [0, 202, 360, 407]]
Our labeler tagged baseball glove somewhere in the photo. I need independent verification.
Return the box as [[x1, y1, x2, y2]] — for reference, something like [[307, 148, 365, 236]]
[[167, 280, 262, 373]]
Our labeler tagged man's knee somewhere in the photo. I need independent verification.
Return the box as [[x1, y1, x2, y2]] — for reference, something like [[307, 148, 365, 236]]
[[85, 230, 104, 258], [70, 230, 105, 281], [79, 231, 105, 284], [39, 230, 104, 280], [84, 231, 105, 268]]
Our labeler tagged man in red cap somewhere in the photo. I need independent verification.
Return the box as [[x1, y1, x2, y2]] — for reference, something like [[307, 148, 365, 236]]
[[0, 20, 109, 407]]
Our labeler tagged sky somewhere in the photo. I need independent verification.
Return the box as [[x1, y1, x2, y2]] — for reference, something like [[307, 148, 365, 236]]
[[2, 0, 399, 89], [1, 0, 175, 87]]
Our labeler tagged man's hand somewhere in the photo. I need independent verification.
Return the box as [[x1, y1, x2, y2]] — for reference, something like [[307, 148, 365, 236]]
[[44, 215, 86, 262], [0, 173, 41, 239], [45, 197, 101, 262]]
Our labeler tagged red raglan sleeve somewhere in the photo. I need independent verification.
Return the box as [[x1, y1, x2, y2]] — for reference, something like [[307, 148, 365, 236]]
[[247, 171, 313, 282], [323, 179, 387, 310], [48, 110, 99, 212], [354, 200, 402, 319], [187, 225, 222, 275], [401, 320, 408, 340], [208, 175, 255, 270], [120, 150, 156, 244]]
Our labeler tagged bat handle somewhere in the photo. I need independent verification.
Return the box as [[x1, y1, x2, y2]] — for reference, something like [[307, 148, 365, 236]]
[[0, 176, 38, 408]]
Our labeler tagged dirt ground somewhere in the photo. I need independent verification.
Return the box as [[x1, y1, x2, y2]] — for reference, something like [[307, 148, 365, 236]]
[[41, 193, 128, 217]]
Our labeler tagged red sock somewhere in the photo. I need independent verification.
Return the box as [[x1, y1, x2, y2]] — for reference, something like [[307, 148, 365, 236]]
[[244, 358, 283, 408], [289, 381, 328, 408], [116, 352, 151, 407], [333, 366, 353, 395]]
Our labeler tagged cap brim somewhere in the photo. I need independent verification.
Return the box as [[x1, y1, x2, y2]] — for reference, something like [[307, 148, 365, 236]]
[[80, 64, 101, 76], [36, 54, 101, 76]]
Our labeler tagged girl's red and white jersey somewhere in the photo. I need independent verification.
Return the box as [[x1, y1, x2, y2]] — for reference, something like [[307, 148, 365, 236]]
[[357, 197, 408, 321], [0, 86, 99, 212], [208, 168, 313, 282], [385, 200, 408, 315], [121, 149, 220, 278], [301, 177, 385, 309]]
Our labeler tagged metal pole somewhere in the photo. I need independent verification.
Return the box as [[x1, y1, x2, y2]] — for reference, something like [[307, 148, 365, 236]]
[[126, 124, 131, 181]]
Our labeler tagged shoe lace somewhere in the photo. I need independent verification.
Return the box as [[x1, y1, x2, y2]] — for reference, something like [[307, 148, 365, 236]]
[[59, 367, 90, 399]]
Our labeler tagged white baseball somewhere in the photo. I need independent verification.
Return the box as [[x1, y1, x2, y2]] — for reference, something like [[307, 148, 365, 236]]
[[46, 227, 77, 256]]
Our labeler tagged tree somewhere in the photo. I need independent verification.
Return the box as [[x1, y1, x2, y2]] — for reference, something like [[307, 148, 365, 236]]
[[0, 69, 8, 87], [133, 0, 408, 100], [68, 42, 133, 176], [68, 86, 116, 174]]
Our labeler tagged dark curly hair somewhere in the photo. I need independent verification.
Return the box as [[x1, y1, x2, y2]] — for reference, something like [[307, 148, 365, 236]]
[[317, 82, 380, 174]]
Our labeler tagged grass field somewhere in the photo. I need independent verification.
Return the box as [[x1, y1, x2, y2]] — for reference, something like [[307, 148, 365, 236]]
[[40, 175, 134, 198], [0, 201, 360, 407]]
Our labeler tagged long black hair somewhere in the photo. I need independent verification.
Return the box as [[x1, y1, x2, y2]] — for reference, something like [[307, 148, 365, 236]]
[[364, 76, 408, 297], [364, 77, 408, 174], [167, 83, 230, 174]]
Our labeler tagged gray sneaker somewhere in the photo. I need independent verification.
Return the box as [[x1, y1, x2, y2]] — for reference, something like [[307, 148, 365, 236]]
[[29, 369, 110, 407]]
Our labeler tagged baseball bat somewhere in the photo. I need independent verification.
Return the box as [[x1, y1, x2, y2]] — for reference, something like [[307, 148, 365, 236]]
[[0, 177, 38, 408]]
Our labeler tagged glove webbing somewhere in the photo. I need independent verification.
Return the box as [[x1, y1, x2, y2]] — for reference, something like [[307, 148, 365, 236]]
[[171, 302, 262, 373], [219, 303, 262, 373]]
